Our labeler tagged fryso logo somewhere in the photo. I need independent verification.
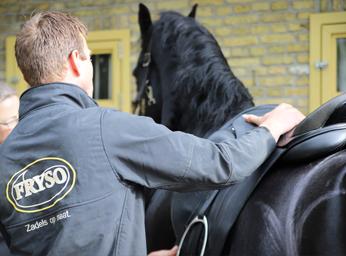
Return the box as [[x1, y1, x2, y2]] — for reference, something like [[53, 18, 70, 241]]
[[6, 157, 76, 213]]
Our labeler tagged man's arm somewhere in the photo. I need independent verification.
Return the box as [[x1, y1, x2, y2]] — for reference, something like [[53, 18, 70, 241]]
[[101, 105, 304, 191]]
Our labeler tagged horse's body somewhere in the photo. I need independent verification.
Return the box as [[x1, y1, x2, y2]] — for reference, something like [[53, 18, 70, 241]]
[[133, 4, 346, 255]]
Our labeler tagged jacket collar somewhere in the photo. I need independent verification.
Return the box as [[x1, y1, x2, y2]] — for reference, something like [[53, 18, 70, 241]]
[[19, 83, 98, 119]]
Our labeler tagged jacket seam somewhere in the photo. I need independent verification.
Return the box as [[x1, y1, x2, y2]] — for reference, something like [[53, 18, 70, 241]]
[[180, 139, 195, 180], [115, 188, 128, 255], [100, 109, 121, 181]]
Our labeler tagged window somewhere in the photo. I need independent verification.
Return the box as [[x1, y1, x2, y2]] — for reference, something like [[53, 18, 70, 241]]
[[87, 30, 131, 111], [309, 12, 346, 111], [5, 29, 131, 112]]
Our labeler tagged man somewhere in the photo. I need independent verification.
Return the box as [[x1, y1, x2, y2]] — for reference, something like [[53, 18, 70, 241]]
[[0, 11, 304, 255], [0, 82, 18, 256], [0, 82, 19, 144]]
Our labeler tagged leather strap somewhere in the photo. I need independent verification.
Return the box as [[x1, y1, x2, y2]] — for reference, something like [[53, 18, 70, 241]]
[[133, 38, 152, 114]]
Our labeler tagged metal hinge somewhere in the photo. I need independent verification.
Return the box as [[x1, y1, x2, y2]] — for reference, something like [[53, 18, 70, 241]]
[[315, 61, 328, 69]]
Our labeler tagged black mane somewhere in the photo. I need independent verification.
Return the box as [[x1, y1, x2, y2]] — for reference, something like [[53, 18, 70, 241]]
[[153, 11, 254, 136]]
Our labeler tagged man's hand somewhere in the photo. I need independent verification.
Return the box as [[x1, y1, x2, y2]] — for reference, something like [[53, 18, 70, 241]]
[[243, 103, 305, 142], [148, 245, 178, 256]]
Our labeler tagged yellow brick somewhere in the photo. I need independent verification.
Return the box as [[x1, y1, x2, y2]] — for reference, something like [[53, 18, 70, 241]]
[[230, 48, 249, 57], [231, 27, 251, 35], [260, 34, 295, 43], [293, 0, 314, 9], [73, 9, 99, 17], [271, 1, 289, 10], [296, 75, 309, 85], [216, 6, 232, 16], [259, 76, 291, 86], [50, 2, 66, 10], [86, 17, 102, 30], [221, 48, 231, 58], [299, 34, 309, 41], [297, 53, 309, 63], [295, 99, 309, 112], [107, 6, 131, 15], [111, 15, 129, 28], [269, 46, 286, 53], [249, 87, 265, 97], [227, 0, 256, 2], [251, 24, 270, 34], [234, 4, 252, 13], [288, 23, 303, 31], [252, 2, 270, 11], [285, 87, 308, 96], [33, 3, 50, 10], [260, 13, 296, 22], [241, 78, 254, 87], [129, 15, 137, 24], [267, 88, 284, 97], [255, 67, 268, 75], [81, 0, 109, 6], [320, 0, 329, 11], [250, 47, 266, 56], [262, 55, 294, 65], [297, 12, 311, 19], [157, 1, 189, 9], [232, 68, 248, 76], [0, 0, 16, 3], [198, 7, 214, 17], [228, 57, 259, 67], [256, 98, 295, 105], [225, 14, 258, 25], [271, 24, 287, 33], [333, 0, 344, 10], [197, 0, 224, 5], [268, 66, 287, 74], [224, 36, 258, 46], [201, 18, 223, 26], [215, 27, 232, 37], [287, 44, 308, 52]]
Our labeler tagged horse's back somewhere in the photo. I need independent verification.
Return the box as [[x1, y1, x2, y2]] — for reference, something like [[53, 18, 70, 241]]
[[226, 149, 346, 256]]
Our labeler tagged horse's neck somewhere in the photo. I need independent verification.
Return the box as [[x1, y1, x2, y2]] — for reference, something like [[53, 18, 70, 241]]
[[171, 77, 254, 137]]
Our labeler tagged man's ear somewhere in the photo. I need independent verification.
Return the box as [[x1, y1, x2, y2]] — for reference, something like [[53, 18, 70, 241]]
[[68, 50, 81, 76]]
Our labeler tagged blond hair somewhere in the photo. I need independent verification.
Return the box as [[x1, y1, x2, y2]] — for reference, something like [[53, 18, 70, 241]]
[[15, 11, 88, 87]]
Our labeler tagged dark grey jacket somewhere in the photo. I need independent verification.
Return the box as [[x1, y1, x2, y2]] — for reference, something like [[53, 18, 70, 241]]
[[0, 83, 275, 255]]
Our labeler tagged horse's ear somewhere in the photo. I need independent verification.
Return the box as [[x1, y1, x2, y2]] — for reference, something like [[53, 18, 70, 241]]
[[188, 4, 198, 18], [138, 3, 152, 36]]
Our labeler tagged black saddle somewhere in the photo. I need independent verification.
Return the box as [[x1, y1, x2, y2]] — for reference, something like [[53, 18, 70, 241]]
[[173, 93, 346, 256]]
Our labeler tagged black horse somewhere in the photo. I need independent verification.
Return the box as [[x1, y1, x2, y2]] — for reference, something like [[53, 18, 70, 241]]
[[133, 4, 346, 256]]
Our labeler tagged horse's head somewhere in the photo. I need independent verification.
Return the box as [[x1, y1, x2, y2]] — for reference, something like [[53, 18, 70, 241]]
[[133, 3, 254, 137]]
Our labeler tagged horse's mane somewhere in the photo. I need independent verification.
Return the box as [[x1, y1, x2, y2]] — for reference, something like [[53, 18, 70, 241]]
[[153, 11, 254, 136]]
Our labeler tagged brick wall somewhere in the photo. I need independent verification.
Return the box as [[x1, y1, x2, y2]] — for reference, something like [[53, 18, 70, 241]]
[[0, 0, 345, 113]]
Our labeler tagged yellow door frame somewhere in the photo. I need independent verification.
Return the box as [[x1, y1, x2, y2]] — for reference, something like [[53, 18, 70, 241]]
[[309, 12, 346, 111]]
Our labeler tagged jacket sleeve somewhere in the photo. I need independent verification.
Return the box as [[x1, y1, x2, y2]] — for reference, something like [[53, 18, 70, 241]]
[[101, 109, 276, 191]]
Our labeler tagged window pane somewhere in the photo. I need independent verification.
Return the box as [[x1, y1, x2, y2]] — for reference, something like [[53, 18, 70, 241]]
[[92, 54, 112, 100], [337, 38, 346, 92]]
